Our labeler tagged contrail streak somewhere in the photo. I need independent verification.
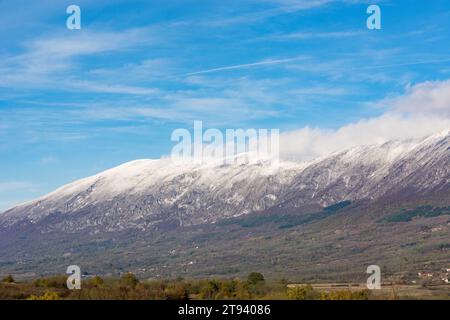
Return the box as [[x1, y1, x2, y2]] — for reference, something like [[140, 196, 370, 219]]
[[183, 57, 306, 76]]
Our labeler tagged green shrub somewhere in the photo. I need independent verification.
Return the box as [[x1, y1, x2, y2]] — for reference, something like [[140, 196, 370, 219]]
[[287, 285, 318, 300], [89, 276, 105, 287], [320, 290, 370, 300], [120, 273, 139, 288], [28, 291, 61, 300], [163, 282, 189, 300], [1, 275, 14, 283], [33, 275, 67, 288], [199, 280, 220, 299], [247, 272, 265, 285]]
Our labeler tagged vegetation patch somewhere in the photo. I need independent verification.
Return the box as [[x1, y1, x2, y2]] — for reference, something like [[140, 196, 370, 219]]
[[383, 206, 450, 222], [218, 201, 352, 229], [0, 273, 374, 300]]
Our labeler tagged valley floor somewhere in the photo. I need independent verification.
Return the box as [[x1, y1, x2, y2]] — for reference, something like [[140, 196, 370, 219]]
[[0, 274, 449, 300]]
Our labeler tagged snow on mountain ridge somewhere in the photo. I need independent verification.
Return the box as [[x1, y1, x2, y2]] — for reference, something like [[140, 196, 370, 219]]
[[0, 131, 448, 232]]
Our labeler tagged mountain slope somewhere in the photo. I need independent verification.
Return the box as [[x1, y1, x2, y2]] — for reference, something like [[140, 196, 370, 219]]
[[1, 131, 449, 234], [0, 131, 449, 279]]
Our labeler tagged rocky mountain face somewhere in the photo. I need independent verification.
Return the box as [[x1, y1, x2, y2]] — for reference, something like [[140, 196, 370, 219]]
[[1, 130, 449, 235], [0, 131, 449, 279]]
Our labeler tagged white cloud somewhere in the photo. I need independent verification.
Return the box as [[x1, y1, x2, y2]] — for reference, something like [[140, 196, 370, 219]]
[[0, 181, 38, 193], [280, 80, 450, 160], [387, 80, 450, 116]]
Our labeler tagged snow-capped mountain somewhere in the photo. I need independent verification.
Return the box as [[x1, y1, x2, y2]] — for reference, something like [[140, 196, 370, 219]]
[[1, 130, 449, 234]]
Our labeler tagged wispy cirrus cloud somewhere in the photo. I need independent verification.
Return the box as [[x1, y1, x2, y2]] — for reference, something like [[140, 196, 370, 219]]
[[39, 156, 59, 165], [358, 58, 450, 71], [0, 181, 41, 211], [204, 0, 335, 26], [268, 30, 364, 40], [0, 181, 39, 193], [0, 27, 160, 94], [70, 81, 160, 96]]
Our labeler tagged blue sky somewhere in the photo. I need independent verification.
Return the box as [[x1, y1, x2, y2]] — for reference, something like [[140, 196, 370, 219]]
[[1, 0, 450, 210]]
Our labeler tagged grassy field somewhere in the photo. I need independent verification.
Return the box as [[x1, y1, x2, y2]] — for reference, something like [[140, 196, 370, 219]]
[[289, 283, 450, 300]]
